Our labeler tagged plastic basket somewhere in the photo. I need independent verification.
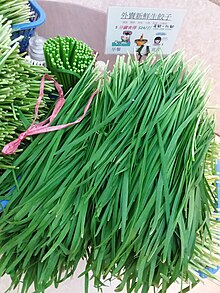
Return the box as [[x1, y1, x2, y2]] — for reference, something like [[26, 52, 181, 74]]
[[11, 0, 46, 53]]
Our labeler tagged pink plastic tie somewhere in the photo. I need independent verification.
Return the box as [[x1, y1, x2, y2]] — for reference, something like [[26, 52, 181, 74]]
[[2, 74, 98, 155]]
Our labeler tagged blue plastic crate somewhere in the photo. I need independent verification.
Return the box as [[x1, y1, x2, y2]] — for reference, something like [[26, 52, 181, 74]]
[[11, 0, 46, 53]]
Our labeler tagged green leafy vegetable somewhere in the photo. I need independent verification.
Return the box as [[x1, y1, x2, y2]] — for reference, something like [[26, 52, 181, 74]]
[[0, 16, 53, 170], [0, 52, 219, 293], [0, 0, 33, 25], [44, 36, 95, 93]]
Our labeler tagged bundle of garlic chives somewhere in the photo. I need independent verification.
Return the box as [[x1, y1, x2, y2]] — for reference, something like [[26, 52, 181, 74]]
[[44, 36, 94, 93], [0, 16, 53, 170], [0, 52, 219, 293], [0, 0, 33, 25]]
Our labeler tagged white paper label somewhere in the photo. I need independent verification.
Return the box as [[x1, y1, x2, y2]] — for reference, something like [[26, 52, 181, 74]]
[[105, 7, 185, 56]]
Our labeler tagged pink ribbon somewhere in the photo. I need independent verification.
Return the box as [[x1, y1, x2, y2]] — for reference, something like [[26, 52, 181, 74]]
[[2, 74, 98, 155]]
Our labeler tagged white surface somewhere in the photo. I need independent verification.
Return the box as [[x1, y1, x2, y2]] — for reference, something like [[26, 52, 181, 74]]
[[1, 261, 220, 293], [1, 273, 220, 292]]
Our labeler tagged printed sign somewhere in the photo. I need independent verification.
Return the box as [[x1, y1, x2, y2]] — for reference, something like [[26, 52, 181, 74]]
[[105, 7, 185, 57]]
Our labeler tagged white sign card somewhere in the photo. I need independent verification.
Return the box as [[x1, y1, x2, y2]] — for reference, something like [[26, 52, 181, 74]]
[[105, 7, 185, 56]]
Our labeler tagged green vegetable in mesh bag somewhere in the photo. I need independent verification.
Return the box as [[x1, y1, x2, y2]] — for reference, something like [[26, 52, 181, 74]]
[[0, 52, 219, 293]]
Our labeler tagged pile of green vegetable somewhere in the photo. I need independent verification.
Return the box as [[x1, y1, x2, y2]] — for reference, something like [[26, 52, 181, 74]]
[[44, 36, 95, 93], [0, 16, 52, 170], [0, 0, 32, 25], [0, 52, 219, 293], [191, 141, 220, 282]]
